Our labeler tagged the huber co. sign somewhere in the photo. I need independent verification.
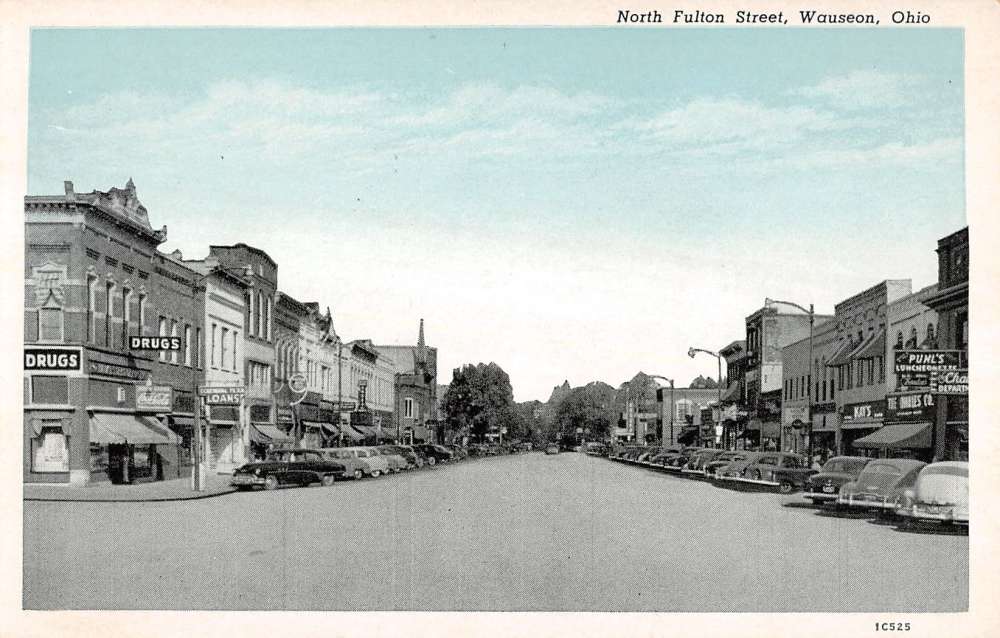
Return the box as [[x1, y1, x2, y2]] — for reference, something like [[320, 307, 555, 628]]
[[886, 391, 935, 422]]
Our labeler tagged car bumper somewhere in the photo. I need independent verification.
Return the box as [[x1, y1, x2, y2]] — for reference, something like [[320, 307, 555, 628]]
[[231, 474, 265, 486], [838, 494, 898, 509], [802, 491, 839, 501], [897, 504, 969, 522]]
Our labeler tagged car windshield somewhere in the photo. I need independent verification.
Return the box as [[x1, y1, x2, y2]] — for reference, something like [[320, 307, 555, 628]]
[[824, 459, 868, 474], [865, 463, 903, 477]]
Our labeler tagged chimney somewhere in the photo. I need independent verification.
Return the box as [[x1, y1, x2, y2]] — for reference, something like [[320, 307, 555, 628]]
[[63, 181, 75, 202]]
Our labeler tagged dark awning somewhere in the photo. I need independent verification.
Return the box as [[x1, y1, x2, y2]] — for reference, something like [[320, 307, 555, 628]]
[[90, 413, 180, 445], [826, 339, 854, 367], [720, 381, 741, 402], [852, 422, 932, 450], [249, 424, 293, 444], [850, 329, 885, 360]]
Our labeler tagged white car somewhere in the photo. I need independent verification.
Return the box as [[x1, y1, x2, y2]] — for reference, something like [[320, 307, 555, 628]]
[[897, 461, 968, 525], [341, 447, 390, 477]]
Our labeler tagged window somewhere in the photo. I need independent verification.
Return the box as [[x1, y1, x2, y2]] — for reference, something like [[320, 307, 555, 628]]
[[221, 327, 229, 371], [256, 292, 263, 337], [247, 292, 255, 337], [31, 426, 69, 473], [87, 275, 97, 342], [895, 330, 903, 349], [266, 295, 273, 340], [830, 378, 835, 400], [908, 326, 918, 348], [31, 376, 68, 404], [231, 330, 238, 371], [404, 397, 414, 418], [137, 293, 147, 337], [958, 312, 968, 349], [159, 316, 168, 362], [168, 320, 178, 363], [927, 323, 936, 343], [121, 287, 131, 346], [38, 305, 63, 342], [195, 327, 202, 368], [184, 325, 192, 366], [210, 323, 217, 368], [878, 356, 885, 383], [105, 282, 115, 346]]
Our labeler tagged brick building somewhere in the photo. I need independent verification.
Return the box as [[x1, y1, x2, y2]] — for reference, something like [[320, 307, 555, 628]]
[[25, 180, 204, 485], [375, 319, 439, 443]]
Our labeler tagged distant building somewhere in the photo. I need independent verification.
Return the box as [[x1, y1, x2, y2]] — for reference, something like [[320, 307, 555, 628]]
[[656, 386, 722, 446], [374, 319, 439, 443]]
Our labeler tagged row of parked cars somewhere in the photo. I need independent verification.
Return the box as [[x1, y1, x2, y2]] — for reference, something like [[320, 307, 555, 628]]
[[231, 443, 467, 490], [606, 445, 969, 528]]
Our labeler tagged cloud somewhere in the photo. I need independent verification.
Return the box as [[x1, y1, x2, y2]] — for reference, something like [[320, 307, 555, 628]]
[[790, 69, 927, 110]]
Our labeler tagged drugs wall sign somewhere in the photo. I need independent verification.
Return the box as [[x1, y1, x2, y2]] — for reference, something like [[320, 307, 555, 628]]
[[24, 346, 82, 371]]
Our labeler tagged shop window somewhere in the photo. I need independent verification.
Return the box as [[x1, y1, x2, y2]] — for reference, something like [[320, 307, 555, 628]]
[[31, 426, 69, 472], [31, 376, 68, 404], [250, 404, 271, 423], [90, 443, 109, 474], [37, 305, 63, 342]]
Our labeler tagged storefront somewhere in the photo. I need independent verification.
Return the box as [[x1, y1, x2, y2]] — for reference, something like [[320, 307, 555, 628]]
[[809, 401, 839, 459], [838, 399, 886, 456]]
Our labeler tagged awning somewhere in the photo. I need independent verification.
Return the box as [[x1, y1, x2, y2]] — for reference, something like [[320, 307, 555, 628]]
[[249, 423, 293, 444], [677, 426, 699, 445], [852, 422, 932, 450], [353, 425, 377, 438], [720, 381, 741, 402], [319, 422, 341, 436], [340, 426, 364, 442], [90, 413, 180, 445], [826, 339, 854, 367], [852, 329, 885, 360], [301, 420, 326, 430]]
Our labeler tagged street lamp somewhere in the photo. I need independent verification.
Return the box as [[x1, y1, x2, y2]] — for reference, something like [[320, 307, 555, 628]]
[[765, 297, 815, 463], [687, 347, 725, 450], [649, 375, 675, 446]]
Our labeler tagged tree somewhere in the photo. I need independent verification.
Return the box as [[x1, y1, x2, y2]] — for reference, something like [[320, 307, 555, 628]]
[[554, 381, 617, 442], [442, 362, 518, 443]]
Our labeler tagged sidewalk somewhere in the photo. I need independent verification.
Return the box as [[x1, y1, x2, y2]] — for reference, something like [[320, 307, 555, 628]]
[[24, 473, 237, 502]]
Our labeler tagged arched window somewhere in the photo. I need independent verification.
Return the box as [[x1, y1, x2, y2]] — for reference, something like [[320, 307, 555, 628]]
[[927, 323, 936, 341], [895, 331, 904, 349], [908, 326, 918, 348]]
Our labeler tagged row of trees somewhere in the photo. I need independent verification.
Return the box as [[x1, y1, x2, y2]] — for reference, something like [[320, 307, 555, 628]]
[[439, 362, 720, 446]]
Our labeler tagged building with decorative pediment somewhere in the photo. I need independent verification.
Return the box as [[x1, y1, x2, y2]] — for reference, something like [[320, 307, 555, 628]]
[[24, 180, 205, 485]]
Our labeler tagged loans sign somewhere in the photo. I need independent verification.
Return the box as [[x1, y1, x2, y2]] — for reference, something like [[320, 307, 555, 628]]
[[198, 386, 247, 405]]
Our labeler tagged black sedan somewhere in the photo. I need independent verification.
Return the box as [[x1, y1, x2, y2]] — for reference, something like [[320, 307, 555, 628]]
[[231, 449, 346, 490], [415, 444, 454, 465]]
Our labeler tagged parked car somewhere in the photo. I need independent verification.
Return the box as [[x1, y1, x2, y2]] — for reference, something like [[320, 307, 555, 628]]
[[703, 451, 749, 478], [660, 447, 707, 471], [838, 458, 927, 512], [341, 446, 390, 477], [682, 449, 726, 475], [801, 456, 872, 505], [444, 444, 468, 459], [584, 442, 608, 456], [416, 443, 453, 465], [545, 444, 560, 455], [231, 448, 346, 490], [381, 444, 421, 468], [735, 452, 816, 493], [319, 447, 371, 480], [373, 446, 408, 473], [714, 451, 765, 480], [897, 461, 968, 525]]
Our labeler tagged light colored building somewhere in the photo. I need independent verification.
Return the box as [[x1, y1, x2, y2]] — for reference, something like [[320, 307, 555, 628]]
[[344, 339, 395, 430], [780, 317, 838, 457], [184, 255, 252, 473]]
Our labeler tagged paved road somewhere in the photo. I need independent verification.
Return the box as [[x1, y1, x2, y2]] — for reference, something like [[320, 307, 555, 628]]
[[24, 452, 967, 611]]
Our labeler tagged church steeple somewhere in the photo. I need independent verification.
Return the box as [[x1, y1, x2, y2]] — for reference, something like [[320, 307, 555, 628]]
[[416, 318, 427, 367]]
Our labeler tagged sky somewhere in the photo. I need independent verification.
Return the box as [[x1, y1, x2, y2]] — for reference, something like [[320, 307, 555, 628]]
[[26, 28, 965, 402]]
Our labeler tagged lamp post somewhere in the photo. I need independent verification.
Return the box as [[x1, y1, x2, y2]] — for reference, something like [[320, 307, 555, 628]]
[[688, 347, 724, 449], [649, 375, 675, 446], [765, 298, 815, 463]]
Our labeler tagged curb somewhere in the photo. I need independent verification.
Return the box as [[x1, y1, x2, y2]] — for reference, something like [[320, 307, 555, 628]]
[[24, 488, 239, 504]]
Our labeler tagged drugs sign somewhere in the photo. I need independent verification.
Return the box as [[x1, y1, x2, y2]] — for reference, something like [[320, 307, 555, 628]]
[[129, 336, 182, 351], [930, 369, 968, 395], [24, 347, 82, 371]]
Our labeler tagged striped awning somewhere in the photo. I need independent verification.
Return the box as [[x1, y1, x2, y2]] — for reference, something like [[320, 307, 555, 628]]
[[826, 339, 854, 367], [852, 422, 932, 450], [90, 413, 180, 445], [249, 423, 293, 444], [852, 329, 886, 360]]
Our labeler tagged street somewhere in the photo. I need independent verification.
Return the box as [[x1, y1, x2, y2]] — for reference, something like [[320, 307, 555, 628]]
[[24, 452, 967, 611]]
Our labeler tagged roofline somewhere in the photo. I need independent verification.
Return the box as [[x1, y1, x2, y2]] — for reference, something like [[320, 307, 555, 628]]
[[209, 243, 278, 268]]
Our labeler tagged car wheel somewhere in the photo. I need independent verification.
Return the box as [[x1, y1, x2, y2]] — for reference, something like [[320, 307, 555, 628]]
[[778, 480, 794, 495], [264, 475, 279, 491], [371, 470, 382, 478], [428, 457, 437, 466], [353, 470, 363, 480], [321, 474, 336, 487]]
